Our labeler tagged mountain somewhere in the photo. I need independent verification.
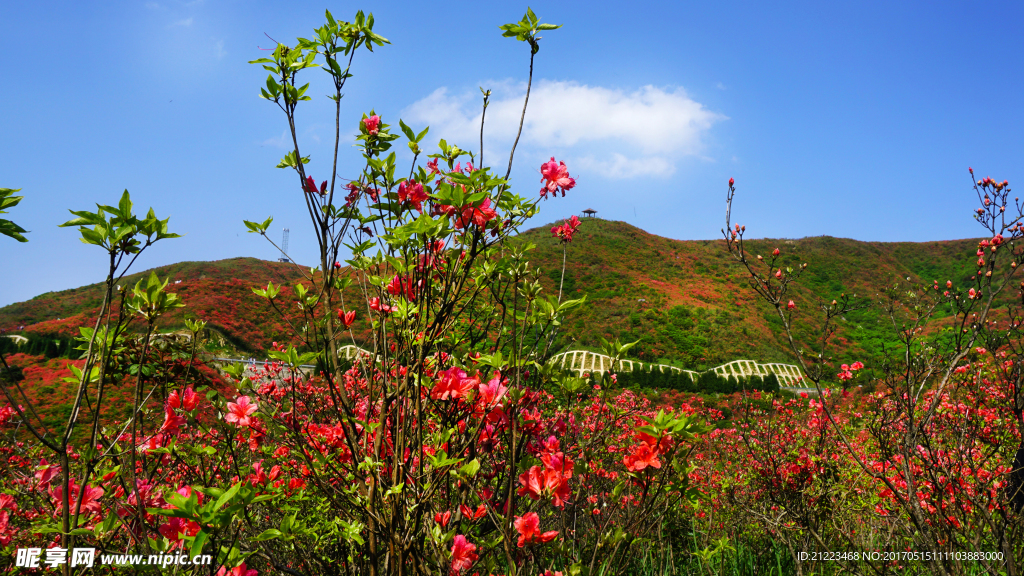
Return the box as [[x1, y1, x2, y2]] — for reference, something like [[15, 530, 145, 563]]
[[0, 219, 998, 370], [517, 219, 996, 370], [0, 258, 308, 352]]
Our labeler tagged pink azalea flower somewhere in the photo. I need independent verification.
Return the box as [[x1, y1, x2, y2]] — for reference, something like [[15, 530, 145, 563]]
[[215, 563, 258, 576], [225, 396, 258, 427], [363, 115, 380, 136], [539, 157, 576, 198]]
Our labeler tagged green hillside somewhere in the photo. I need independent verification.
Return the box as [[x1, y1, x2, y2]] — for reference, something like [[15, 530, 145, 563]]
[[519, 219, 997, 370]]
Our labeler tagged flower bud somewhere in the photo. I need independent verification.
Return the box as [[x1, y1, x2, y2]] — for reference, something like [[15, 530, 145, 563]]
[[773, 248, 780, 256], [787, 300, 796, 310], [729, 177, 735, 187]]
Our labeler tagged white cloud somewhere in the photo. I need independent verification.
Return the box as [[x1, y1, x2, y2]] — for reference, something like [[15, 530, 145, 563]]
[[214, 39, 226, 60], [261, 130, 289, 149], [574, 153, 675, 179], [716, 82, 727, 90], [170, 17, 193, 27], [145, 1, 162, 9], [402, 80, 725, 179]]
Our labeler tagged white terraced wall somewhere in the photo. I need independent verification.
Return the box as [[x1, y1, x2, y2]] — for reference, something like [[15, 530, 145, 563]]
[[548, 350, 805, 387], [304, 346, 806, 388]]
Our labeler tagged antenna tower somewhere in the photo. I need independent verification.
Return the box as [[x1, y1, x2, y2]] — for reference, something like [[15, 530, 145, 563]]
[[278, 228, 290, 263]]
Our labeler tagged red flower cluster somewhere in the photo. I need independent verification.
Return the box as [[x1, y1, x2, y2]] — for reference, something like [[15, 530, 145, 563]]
[[386, 275, 423, 302], [836, 361, 864, 381], [518, 436, 573, 508], [431, 368, 479, 401], [453, 198, 497, 229], [550, 215, 582, 244], [397, 179, 428, 212], [623, 430, 671, 472], [362, 115, 380, 136]]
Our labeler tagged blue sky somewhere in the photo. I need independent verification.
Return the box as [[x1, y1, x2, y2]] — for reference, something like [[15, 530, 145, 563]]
[[1, 0, 1022, 307]]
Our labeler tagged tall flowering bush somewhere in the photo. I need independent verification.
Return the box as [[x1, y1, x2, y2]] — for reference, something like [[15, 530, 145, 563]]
[[0, 9, 706, 576], [721, 173, 1024, 574]]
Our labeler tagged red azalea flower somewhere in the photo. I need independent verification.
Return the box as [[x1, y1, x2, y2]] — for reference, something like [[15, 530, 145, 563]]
[[160, 407, 186, 435], [398, 179, 428, 212], [427, 158, 441, 176], [180, 386, 198, 411], [338, 309, 356, 327], [303, 176, 327, 196], [514, 512, 559, 547], [368, 297, 393, 314], [623, 443, 662, 472], [434, 510, 452, 527], [455, 197, 497, 229], [449, 535, 478, 575], [431, 368, 479, 401], [49, 483, 104, 516], [517, 462, 572, 508]]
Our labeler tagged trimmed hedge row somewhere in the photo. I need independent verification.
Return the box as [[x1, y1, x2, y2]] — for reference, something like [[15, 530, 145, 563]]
[[0, 333, 77, 359]]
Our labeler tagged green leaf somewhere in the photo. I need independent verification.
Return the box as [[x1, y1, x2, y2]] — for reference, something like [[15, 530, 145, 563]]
[[190, 531, 209, 558], [213, 482, 241, 512], [398, 119, 416, 142], [253, 528, 283, 542], [459, 458, 481, 478]]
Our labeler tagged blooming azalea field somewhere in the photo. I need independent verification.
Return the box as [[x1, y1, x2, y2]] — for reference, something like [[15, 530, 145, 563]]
[[1, 8, 1024, 576]]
